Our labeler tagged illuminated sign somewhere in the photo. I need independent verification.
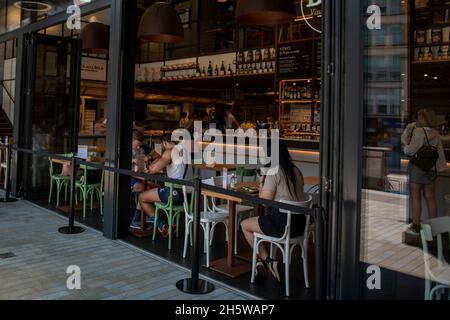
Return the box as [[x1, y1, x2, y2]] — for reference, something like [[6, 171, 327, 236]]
[[300, 0, 322, 34]]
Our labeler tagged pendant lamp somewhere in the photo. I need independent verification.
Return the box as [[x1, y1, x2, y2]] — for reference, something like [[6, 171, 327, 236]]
[[138, 1, 184, 43], [235, 0, 296, 26], [80, 20, 110, 54]]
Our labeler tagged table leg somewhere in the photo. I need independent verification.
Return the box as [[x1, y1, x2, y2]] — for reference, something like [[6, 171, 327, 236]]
[[130, 179, 152, 238], [227, 201, 236, 269]]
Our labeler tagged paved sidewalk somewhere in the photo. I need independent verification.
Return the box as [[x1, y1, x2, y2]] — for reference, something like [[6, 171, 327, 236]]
[[0, 197, 251, 300]]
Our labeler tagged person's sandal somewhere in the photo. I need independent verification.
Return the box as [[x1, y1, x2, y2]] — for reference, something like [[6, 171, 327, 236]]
[[264, 258, 281, 282], [255, 258, 267, 278], [157, 223, 169, 238]]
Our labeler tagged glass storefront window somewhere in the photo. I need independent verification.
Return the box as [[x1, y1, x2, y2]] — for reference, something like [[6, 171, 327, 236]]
[[361, 0, 450, 299], [0, 0, 96, 33]]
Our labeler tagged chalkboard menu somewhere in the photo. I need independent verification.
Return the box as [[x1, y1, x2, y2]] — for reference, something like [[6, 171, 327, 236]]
[[277, 41, 313, 78], [314, 40, 321, 77]]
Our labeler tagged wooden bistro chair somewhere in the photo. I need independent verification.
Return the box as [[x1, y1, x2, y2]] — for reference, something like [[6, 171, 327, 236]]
[[251, 196, 313, 297]]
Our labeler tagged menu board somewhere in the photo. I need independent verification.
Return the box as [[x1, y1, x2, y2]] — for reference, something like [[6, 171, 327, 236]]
[[277, 41, 313, 78], [315, 40, 321, 77]]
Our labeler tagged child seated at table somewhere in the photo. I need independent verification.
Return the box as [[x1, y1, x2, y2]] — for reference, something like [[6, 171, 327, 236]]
[[130, 130, 158, 229]]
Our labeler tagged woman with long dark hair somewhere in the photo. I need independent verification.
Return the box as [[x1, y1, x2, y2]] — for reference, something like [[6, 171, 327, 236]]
[[241, 141, 307, 281]]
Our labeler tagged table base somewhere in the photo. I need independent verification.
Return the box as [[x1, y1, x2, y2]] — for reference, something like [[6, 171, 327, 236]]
[[208, 258, 252, 278], [130, 228, 153, 238]]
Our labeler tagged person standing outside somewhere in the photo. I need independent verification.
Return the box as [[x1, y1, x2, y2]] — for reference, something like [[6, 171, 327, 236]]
[[402, 109, 447, 234]]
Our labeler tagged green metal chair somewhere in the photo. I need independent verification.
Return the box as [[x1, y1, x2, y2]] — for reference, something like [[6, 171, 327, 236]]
[[76, 164, 103, 218], [48, 157, 70, 207], [236, 167, 257, 183], [87, 169, 105, 217], [152, 182, 184, 250]]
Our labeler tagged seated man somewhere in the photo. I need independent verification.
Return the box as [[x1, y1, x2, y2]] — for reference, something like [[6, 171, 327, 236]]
[[134, 134, 186, 236]]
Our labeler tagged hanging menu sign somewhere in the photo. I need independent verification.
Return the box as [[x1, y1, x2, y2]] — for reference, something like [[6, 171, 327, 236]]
[[277, 41, 313, 78]]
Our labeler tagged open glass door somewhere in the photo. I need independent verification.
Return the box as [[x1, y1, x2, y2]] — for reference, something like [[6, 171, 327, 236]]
[[21, 33, 81, 200]]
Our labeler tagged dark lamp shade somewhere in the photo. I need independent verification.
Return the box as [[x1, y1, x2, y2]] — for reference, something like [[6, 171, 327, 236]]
[[138, 2, 184, 43], [80, 22, 110, 54], [235, 0, 296, 26]]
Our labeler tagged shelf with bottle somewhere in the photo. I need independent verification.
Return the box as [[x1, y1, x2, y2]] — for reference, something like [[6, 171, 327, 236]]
[[280, 81, 319, 101], [413, 44, 450, 62], [236, 47, 276, 65], [235, 60, 275, 76], [161, 63, 197, 72]]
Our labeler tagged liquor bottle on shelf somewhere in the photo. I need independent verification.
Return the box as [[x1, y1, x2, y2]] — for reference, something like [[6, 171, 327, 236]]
[[196, 63, 201, 77], [269, 61, 274, 73], [214, 64, 219, 76], [228, 64, 233, 76], [253, 63, 258, 74], [220, 61, 226, 76], [247, 50, 253, 63], [314, 88, 320, 100], [208, 61, 213, 77], [255, 49, 261, 62], [263, 62, 268, 73], [263, 48, 270, 61], [202, 66, 207, 78], [237, 51, 244, 64], [248, 63, 253, 74], [305, 86, 312, 99]]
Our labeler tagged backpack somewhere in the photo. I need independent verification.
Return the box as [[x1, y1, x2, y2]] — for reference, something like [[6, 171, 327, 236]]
[[410, 128, 439, 172]]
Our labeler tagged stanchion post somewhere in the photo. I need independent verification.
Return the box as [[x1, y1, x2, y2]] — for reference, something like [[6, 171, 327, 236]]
[[191, 177, 202, 291], [314, 206, 325, 300], [176, 177, 214, 294], [58, 154, 84, 235], [1, 137, 17, 203]]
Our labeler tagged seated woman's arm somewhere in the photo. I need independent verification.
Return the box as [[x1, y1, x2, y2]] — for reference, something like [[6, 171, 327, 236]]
[[259, 174, 276, 201]]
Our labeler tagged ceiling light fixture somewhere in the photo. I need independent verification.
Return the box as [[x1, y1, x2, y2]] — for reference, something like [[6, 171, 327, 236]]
[[13, 1, 52, 12], [80, 20, 110, 54], [235, 0, 296, 26], [138, 1, 184, 43]]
